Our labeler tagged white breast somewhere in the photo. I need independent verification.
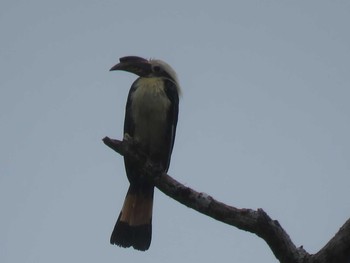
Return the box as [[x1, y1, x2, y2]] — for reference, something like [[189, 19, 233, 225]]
[[131, 78, 171, 150]]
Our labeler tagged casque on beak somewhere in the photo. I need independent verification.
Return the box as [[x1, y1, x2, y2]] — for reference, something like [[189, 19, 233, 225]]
[[110, 56, 152, 77]]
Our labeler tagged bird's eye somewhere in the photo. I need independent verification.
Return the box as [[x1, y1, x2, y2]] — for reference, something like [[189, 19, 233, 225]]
[[153, 65, 161, 72]]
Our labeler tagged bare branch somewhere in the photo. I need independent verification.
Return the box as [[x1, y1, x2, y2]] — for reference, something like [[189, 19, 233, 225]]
[[103, 136, 350, 263], [311, 218, 350, 263]]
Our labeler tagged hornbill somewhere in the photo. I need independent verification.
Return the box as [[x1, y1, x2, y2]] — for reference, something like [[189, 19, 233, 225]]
[[109, 56, 180, 251]]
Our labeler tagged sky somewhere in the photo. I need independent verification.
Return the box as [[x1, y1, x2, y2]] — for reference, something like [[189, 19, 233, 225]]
[[1, 1, 350, 262]]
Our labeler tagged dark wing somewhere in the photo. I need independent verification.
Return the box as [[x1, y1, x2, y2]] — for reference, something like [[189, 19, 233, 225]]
[[123, 80, 138, 137], [123, 80, 138, 184], [163, 79, 180, 172]]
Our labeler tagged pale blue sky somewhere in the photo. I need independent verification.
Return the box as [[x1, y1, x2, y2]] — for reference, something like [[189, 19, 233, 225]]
[[1, 1, 350, 262]]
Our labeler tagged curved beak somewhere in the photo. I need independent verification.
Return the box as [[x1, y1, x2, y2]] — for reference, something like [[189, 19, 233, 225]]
[[110, 56, 152, 77]]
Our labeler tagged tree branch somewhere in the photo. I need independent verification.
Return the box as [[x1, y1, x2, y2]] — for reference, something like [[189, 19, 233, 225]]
[[312, 218, 350, 263], [102, 136, 350, 263]]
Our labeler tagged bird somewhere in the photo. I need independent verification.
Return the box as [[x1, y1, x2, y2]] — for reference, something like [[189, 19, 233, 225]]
[[109, 56, 180, 251]]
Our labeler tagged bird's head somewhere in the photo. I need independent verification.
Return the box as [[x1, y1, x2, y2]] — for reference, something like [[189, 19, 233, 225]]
[[110, 56, 179, 85]]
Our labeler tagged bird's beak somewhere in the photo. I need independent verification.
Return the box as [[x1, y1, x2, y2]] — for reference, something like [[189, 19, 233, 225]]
[[110, 56, 152, 77]]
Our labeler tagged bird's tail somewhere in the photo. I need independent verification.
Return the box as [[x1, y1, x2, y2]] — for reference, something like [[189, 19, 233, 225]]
[[110, 183, 154, 251]]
